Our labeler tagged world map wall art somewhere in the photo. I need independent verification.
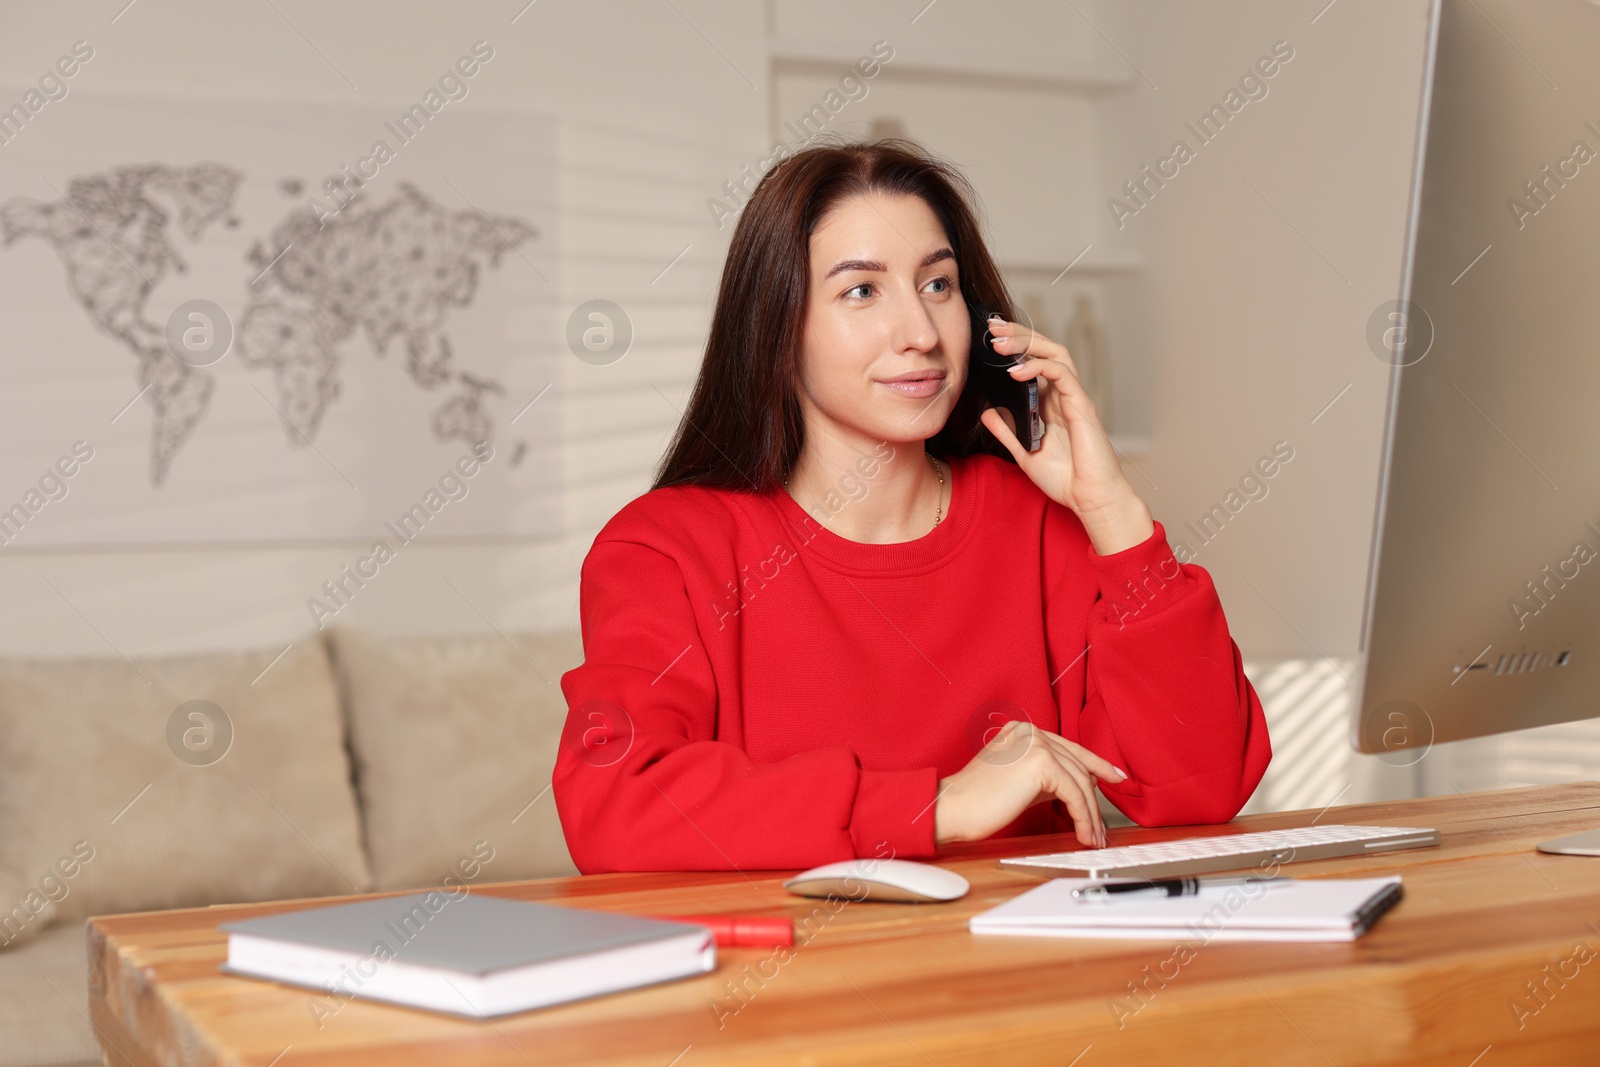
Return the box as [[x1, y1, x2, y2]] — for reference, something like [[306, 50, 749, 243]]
[[0, 92, 560, 545]]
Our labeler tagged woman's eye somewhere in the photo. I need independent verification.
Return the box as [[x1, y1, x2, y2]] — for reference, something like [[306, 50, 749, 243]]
[[846, 282, 873, 299], [925, 276, 951, 294]]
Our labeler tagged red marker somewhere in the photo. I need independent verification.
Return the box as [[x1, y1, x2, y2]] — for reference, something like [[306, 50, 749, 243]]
[[651, 914, 793, 948]]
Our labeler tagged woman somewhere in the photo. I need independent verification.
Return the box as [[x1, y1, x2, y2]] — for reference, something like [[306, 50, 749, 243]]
[[552, 139, 1270, 874]]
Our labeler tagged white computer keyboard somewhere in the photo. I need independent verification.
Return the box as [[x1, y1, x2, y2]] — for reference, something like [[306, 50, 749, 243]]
[[999, 823, 1441, 879]]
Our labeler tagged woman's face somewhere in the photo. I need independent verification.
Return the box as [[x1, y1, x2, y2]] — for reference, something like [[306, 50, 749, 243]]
[[796, 192, 969, 450]]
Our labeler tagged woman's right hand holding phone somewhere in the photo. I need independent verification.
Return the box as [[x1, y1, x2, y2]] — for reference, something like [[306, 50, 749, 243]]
[[932, 721, 1128, 848]]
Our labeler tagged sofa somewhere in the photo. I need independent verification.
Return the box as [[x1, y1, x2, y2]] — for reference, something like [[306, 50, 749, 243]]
[[0, 614, 1339, 1066], [0, 625, 585, 1067]]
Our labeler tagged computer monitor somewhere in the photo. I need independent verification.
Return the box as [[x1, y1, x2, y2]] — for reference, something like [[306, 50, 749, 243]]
[[1354, 0, 1600, 801]]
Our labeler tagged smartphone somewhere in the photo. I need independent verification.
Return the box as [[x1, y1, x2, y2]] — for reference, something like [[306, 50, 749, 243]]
[[968, 304, 1043, 452]]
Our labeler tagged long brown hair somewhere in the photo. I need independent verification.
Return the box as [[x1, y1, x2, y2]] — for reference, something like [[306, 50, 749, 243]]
[[652, 136, 1019, 492]]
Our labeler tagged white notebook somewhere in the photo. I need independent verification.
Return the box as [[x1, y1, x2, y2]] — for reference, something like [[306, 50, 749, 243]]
[[220, 893, 716, 1018], [970, 876, 1403, 942]]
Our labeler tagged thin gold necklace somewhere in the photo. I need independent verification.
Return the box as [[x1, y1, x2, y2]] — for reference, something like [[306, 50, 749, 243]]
[[784, 451, 944, 527]]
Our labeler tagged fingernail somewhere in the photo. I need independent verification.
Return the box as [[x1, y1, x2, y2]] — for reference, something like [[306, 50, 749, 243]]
[[1113, 766, 1129, 780], [1008, 362, 1027, 374]]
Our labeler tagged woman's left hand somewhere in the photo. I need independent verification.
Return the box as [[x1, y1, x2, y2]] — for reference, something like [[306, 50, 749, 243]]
[[979, 317, 1156, 555]]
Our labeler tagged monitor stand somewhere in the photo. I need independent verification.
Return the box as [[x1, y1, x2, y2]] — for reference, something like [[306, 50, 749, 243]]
[[1536, 830, 1600, 857]]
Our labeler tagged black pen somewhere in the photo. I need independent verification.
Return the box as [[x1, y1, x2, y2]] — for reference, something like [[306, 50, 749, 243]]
[[1070, 875, 1289, 901]]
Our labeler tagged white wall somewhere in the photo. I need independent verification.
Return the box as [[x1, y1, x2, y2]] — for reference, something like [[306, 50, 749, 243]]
[[0, 0, 768, 656], [0, 0, 1158, 658], [2, 0, 1461, 809]]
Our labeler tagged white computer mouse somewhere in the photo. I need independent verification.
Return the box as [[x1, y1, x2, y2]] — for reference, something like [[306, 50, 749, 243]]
[[782, 858, 970, 903]]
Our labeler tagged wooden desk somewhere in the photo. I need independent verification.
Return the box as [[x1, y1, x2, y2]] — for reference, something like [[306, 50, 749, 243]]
[[88, 784, 1600, 1066]]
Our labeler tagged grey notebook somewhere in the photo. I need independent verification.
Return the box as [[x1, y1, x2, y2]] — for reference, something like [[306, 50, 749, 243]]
[[220, 892, 717, 1016]]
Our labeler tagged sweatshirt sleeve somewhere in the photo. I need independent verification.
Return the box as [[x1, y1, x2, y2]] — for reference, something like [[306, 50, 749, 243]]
[[1049, 516, 1272, 826], [552, 536, 938, 874]]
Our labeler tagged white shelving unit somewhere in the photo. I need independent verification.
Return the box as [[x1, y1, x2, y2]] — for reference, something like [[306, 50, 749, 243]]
[[766, 0, 1150, 445], [769, 54, 1136, 98]]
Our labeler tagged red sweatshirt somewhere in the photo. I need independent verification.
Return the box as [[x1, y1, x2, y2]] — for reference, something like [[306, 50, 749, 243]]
[[553, 450, 1271, 873]]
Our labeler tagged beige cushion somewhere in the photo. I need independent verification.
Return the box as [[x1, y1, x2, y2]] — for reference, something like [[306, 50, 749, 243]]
[[328, 627, 582, 889], [0, 921, 98, 1067], [0, 640, 372, 950]]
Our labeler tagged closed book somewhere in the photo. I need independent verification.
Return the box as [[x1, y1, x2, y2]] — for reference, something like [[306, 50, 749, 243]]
[[970, 876, 1403, 942], [220, 892, 716, 1018]]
